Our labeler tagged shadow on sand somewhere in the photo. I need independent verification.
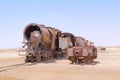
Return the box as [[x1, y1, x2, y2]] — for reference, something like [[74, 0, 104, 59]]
[[77, 60, 100, 66]]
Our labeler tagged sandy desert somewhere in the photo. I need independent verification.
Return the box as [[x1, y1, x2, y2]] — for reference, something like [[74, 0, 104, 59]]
[[0, 49, 120, 80]]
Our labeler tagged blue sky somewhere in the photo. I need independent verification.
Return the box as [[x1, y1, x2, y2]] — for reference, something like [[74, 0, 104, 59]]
[[0, 0, 120, 49]]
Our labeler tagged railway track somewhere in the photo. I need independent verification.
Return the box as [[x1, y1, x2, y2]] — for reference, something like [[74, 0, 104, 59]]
[[0, 63, 36, 72]]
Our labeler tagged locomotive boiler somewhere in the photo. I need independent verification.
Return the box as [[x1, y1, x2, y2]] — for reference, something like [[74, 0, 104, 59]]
[[23, 23, 61, 62]]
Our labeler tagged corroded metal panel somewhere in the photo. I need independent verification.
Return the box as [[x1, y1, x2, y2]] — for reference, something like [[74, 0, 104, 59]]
[[59, 37, 72, 49], [66, 48, 73, 57]]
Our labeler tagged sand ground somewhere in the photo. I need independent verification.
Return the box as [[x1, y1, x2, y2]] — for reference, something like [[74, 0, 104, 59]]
[[0, 50, 120, 80]]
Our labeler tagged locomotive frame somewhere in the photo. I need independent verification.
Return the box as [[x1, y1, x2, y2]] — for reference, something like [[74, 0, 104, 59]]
[[22, 23, 97, 64]]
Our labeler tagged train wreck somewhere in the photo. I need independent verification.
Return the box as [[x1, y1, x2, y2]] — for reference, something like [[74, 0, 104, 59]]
[[22, 23, 97, 64]]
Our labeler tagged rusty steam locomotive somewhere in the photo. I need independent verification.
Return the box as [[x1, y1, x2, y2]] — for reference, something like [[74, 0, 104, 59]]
[[22, 23, 97, 64]]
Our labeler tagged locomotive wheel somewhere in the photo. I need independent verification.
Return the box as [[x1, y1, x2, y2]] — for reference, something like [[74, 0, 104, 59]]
[[25, 56, 31, 63], [68, 56, 74, 64], [78, 59, 82, 64], [31, 56, 37, 63], [36, 54, 41, 63]]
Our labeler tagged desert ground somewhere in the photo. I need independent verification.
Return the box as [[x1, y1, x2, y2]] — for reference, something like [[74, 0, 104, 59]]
[[0, 49, 120, 80]]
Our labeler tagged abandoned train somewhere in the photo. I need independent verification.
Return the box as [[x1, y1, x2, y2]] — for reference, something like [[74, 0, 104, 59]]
[[23, 23, 97, 63]]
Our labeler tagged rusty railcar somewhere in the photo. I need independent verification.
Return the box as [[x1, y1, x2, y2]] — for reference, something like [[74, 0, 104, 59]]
[[67, 46, 97, 64], [66, 36, 97, 64]]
